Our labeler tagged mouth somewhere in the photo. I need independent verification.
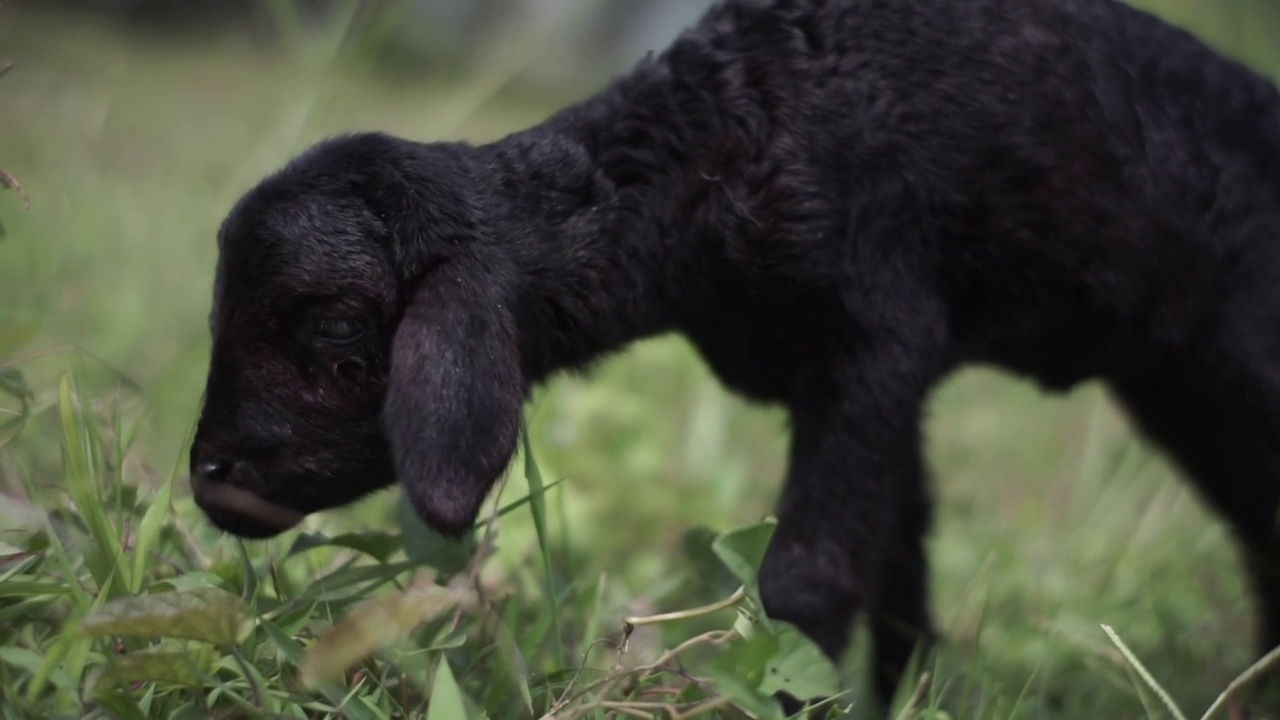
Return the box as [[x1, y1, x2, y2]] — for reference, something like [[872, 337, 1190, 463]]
[[192, 481, 305, 539]]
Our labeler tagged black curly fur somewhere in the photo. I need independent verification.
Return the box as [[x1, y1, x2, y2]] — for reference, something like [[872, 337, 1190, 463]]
[[191, 0, 1280, 707]]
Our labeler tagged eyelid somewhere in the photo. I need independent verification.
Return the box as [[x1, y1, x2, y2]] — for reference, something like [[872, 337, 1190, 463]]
[[282, 295, 376, 348], [317, 317, 362, 337]]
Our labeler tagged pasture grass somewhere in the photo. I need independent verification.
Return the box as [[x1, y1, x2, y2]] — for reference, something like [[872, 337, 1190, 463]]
[[0, 3, 1277, 718]]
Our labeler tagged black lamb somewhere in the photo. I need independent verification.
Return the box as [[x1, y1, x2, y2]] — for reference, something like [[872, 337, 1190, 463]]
[[189, 0, 1280, 707]]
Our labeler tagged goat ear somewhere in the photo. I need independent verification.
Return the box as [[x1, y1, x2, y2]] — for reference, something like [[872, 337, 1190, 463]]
[[383, 262, 524, 536]]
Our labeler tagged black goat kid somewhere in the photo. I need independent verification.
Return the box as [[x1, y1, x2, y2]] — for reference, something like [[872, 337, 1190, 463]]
[[191, 0, 1280, 708]]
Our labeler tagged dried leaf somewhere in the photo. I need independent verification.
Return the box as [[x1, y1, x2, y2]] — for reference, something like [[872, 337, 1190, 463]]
[[91, 645, 219, 689], [300, 582, 476, 689], [79, 586, 253, 645], [0, 165, 28, 211]]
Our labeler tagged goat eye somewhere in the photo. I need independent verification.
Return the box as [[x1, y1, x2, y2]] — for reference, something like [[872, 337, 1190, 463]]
[[314, 317, 365, 344]]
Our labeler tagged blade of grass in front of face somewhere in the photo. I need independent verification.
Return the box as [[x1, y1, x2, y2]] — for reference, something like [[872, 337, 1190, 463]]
[[58, 372, 129, 598], [130, 412, 195, 593], [234, 537, 261, 602], [303, 560, 420, 607], [472, 476, 565, 530], [522, 431, 566, 670]]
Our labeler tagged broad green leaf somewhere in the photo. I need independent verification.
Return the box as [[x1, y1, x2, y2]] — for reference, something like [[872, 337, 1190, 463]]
[[704, 667, 786, 720], [397, 501, 476, 576], [79, 586, 253, 645], [722, 619, 780, 688], [683, 525, 740, 588], [734, 607, 760, 641], [756, 623, 841, 700], [91, 645, 219, 689], [300, 582, 475, 689], [427, 656, 468, 720], [711, 520, 776, 597]]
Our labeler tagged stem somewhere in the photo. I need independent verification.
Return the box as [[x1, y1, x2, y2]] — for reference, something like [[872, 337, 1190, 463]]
[[623, 586, 747, 629], [231, 645, 265, 709]]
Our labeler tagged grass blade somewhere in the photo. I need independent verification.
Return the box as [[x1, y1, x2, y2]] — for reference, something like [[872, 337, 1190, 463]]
[[129, 415, 195, 593], [426, 656, 467, 720], [1101, 624, 1188, 720], [58, 373, 128, 597], [522, 431, 565, 669]]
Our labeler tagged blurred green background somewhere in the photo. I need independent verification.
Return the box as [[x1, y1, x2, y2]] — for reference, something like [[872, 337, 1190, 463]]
[[3, 0, 1280, 715]]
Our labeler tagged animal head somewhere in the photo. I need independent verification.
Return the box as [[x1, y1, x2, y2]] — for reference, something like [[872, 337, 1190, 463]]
[[189, 133, 525, 540]]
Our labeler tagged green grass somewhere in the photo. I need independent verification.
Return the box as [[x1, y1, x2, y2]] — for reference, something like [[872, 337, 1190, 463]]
[[1, 3, 1279, 718]]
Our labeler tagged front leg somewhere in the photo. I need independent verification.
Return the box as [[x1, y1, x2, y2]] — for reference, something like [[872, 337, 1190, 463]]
[[758, 342, 944, 710]]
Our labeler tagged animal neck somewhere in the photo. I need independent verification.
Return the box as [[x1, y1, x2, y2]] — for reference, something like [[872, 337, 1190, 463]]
[[478, 54, 765, 383]]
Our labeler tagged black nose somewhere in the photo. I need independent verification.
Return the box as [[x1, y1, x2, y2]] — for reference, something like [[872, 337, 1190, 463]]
[[192, 457, 234, 485]]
